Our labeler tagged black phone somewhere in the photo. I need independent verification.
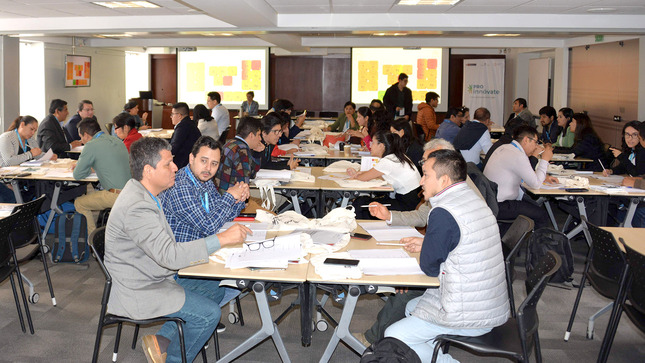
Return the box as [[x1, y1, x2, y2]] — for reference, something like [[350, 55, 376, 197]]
[[323, 258, 360, 267], [17, 172, 32, 177], [565, 188, 588, 193], [351, 232, 371, 240]]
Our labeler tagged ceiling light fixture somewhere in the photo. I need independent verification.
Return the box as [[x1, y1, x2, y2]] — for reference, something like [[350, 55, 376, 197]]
[[92, 1, 159, 9], [399, 0, 461, 5], [483, 33, 521, 37], [96, 33, 133, 38], [587, 7, 616, 13]]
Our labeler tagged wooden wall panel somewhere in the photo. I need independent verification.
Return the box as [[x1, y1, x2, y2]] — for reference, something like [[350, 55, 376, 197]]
[[569, 40, 639, 146], [150, 54, 177, 105], [322, 57, 351, 112]]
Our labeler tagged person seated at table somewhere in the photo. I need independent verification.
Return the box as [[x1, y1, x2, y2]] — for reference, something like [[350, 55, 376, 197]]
[[275, 111, 300, 147], [65, 100, 97, 141], [348, 131, 421, 219], [621, 121, 645, 227], [384, 149, 509, 362], [215, 116, 264, 195], [194, 103, 219, 140], [327, 101, 359, 132], [603, 120, 645, 177], [73, 118, 131, 236], [269, 99, 306, 138], [113, 113, 142, 152], [37, 98, 82, 156], [434, 107, 465, 144], [539, 105, 562, 144], [170, 102, 202, 169], [453, 107, 493, 168], [390, 118, 424, 174], [346, 107, 372, 148], [484, 125, 557, 230], [362, 108, 391, 151], [554, 107, 575, 147], [240, 91, 259, 117], [553, 113, 609, 172], [0, 115, 48, 167], [370, 99, 384, 112], [252, 113, 299, 171], [483, 116, 533, 169], [159, 136, 250, 333], [122, 99, 150, 130], [104, 137, 250, 363]]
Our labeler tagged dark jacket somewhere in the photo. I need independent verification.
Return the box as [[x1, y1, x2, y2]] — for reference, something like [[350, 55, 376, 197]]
[[406, 140, 424, 175], [611, 144, 645, 176], [540, 121, 562, 144], [554, 133, 608, 172], [453, 121, 488, 150], [37, 114, 73, 154], [65, 114, 98, 141], [466, 162, 499, 218], [170, 117, 201, 169], [252, 139, 289, 170], [383, 83, 413, 119]]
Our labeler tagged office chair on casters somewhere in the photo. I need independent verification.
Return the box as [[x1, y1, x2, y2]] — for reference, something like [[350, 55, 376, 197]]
[[431, 251, 561, 363], [501, 215, 534, 316]]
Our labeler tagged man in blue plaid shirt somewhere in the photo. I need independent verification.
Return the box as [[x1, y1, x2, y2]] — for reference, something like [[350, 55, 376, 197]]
[[159, 136, 251, 333]]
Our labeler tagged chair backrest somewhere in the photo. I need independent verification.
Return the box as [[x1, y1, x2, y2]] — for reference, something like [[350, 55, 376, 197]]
[[88, 226, 111, 307], [502, 215, 534, 317], [8, 196, 46, 250], [583, 218, 627, 283], [624, 243, 645, 315], [0, 213, 18, 270], [218, 126, 231, 144], [105, 123, 113, 135]]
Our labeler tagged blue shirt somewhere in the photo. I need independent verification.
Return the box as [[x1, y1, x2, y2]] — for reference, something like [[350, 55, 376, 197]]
[[420, 207, 460, 276], [159, 166, 245, 243], [435, 119, 461, 144]]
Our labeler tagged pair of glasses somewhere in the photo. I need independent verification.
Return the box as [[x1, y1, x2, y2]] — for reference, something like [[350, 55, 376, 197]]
[[625, 132, 639, 139], [246, 238, 275, 251], [271, 129, 283, 135]]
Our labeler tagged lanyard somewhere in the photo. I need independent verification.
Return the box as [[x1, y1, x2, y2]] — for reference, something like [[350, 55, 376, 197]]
[[544, 128, 550, 142], [186, 169, 210, 213], [15, 129, 29, 153], [629, 150, 636, 164], [94, 131, 104, 139], [146, 190, 161, 210], [511, 141, 524, 153]]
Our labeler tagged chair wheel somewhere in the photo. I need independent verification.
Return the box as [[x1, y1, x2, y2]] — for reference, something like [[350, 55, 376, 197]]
[[228, 312, 239, 324], [42, 245, 50, 254], [316, 319, 328, 332], [29, 293, 39, 304]]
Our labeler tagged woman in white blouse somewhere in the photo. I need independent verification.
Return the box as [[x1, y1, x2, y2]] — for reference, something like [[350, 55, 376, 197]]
[[0, 115, 46, 166], [194, 103, 220, 140], [347, 130, 422, 218]]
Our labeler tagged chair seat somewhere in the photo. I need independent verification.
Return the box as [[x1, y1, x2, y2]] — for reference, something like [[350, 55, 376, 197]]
[[623, 303, 645, 334], [103, 313, 184, 327], [0, 265, 16, 283], [587, 270, 620, 300], [436, 318, 524, 360]]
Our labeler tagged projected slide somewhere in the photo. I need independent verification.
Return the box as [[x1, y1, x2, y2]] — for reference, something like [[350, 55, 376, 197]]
[[351, 48, 446, 111], [178, 48, 268, 109]]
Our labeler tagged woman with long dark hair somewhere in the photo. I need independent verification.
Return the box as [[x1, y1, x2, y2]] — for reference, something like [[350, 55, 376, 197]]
[[348, 131, 422, 218], [604, 120, 645, 177], [0, 115, 45, 166], [390, 118, 424, 174], [347, 106, 372, 148], [194, 103, 219, 140], [554, 113, 608, 171], [554, 107, 575, 147]]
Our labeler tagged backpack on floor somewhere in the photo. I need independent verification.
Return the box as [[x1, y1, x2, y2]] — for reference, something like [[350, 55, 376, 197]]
[[360, 337, 422, 363], [51, 212, 89, 264], [526, 227, 574, 284]]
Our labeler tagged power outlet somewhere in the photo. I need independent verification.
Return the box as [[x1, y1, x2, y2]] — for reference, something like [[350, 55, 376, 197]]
[[613, 115, 622, 122]]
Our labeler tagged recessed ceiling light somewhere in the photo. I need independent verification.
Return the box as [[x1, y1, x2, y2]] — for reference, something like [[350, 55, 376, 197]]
[[9, 33, 45, 37], [399, 0, 461, 5], [587, 7, 616, 13], [96, 33, 133, 38], [483, 33, 521, 37], [92, 1, 159, 9]]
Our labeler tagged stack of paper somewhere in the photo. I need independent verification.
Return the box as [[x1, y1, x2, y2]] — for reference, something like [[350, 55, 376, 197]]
[[348, 248, 424, 275], [219, 222, 268, 242], [225, 233, 302, 269], [358, 221, 424, 241], [254, 169, 292, 182]]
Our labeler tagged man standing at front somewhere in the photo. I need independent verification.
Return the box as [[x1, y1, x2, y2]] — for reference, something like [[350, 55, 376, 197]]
[[104, 137, 250, 363], [383, 73, 413, 120], [73, 118, 130, 236], [207, 91, 230, 137], [170, 102, 201, 169], [385, 149, 509, 362]]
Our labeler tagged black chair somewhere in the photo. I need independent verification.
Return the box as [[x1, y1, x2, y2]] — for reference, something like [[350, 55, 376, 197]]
[[219, 125, 231, 144], [501, 215, 534, 316], [564, 217, 627, 341], [0, 212, 34, 334], [9, 196, 55, 305], [318, 111, 338, 118], [431, 250, 561, 363], [89, 227, 188, 363]]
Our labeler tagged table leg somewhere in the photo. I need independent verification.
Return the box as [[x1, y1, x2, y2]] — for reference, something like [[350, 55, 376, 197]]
[[300, 282, 313, 347], [340, 191, 352, 208], [288, 190, 302, 214], [10, 179, 23, 203], [542, 199, 559, 230], [41, 182, 63, 243], [319, 285, 366, 363], [621, 197, 642, 228], [566, 196, 588, 240], [218, 281, 291, 363]]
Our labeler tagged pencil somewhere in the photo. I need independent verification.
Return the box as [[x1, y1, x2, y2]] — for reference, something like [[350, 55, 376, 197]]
[[361, 204, 392, 207]]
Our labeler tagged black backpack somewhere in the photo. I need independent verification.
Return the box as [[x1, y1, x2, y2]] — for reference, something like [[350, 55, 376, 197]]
[[526, 227, 574, 284], [361, 337, 421, 363]]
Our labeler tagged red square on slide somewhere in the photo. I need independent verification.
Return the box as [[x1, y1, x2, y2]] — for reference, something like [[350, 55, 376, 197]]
[[251, 60, 261, 70], [223, 76, 232, 86], [417, 59, 425, 69], [427, 59, 437, 69]]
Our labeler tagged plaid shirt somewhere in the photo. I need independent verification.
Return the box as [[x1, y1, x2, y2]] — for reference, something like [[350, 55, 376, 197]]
[[215, 137, 260, 195], [159, 166, 244, 243]]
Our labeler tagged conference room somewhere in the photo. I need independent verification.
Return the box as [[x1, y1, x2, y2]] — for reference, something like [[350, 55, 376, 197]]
[[1, 0, 645, 362]]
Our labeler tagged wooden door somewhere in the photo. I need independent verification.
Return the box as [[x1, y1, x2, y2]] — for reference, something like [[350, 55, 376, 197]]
[[150, 54, 177, 105]]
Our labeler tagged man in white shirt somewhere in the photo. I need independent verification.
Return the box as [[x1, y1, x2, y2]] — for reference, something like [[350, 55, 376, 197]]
[[483, 125, 557, 229], [453, 107, 493, 166], [207, 91, 230, 137]]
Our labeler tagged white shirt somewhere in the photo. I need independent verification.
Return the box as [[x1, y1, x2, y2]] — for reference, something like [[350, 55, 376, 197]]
[[374, 154, 421, 195], [211, 103, 230, 137], [197, 119, 220, 140], [483, 140, 548, 202], [459, 121, 493, 164]]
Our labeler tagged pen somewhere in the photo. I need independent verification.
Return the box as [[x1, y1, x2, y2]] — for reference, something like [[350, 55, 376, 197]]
[[376, 242, 405, 246], [361, 204, 392, 207], [598, 159, 606, 171]]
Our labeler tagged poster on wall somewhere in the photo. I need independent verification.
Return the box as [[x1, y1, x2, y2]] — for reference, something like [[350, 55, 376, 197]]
[[65, 55, 91, 87], [462, 59, 505, 124]]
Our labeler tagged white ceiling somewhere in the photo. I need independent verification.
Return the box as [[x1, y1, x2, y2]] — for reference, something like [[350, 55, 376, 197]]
[[1, 0, 644, 51]]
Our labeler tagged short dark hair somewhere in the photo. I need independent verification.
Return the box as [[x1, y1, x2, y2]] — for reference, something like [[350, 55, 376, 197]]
[[77, 117, 101, 137], [190, 136, 221, 157], [425, 149, 467, 183], [129, 137, 171, 181], [113, 112, 136, 130], [246, 91, 254, 97], [445, 107, 462, 120], [272, 99, 294, 112], [473, 107, 491, 122], [172, 102, 189, 116], [513, 125, 539, 141], [123, 99, 138, 111], [236, 116, 262, 138], [398, 73, 408, 81], [49, 99, 67, 115], [344, 101, 356, 110], [207, 91, 221, 103], [539, 106, 556, 119], [261, 113, 283, 134], [504, 116, 529, 136], [370, 99, 383, 107], [78, 100, 93, 112], [425, 92, 439, 103], [515, 98, 528, 109]]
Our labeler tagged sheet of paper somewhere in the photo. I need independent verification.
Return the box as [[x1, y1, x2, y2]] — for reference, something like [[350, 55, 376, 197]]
[[349, 248, 409, 259], [255, 169, 293, 180], [293, 229, 348, 245], [40, 148, 54, 161], [358, 221, 424, 241], [225, 233, 302, 269], [219, 222, 268, 242], [0, 204, 15, 218], [359, 257, 424, 276], [294, 167, 312, 174], [71, 145, 84, 152], [360, 156, 380, 171], [357, 151, 371, 156], [277, 144, 299, 151], [593, 175, 625, 184]]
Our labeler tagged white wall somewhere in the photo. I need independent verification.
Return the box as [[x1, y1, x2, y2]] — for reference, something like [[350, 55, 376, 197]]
[[20, 41, 46, 122], [43, 44, 125, 131]]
